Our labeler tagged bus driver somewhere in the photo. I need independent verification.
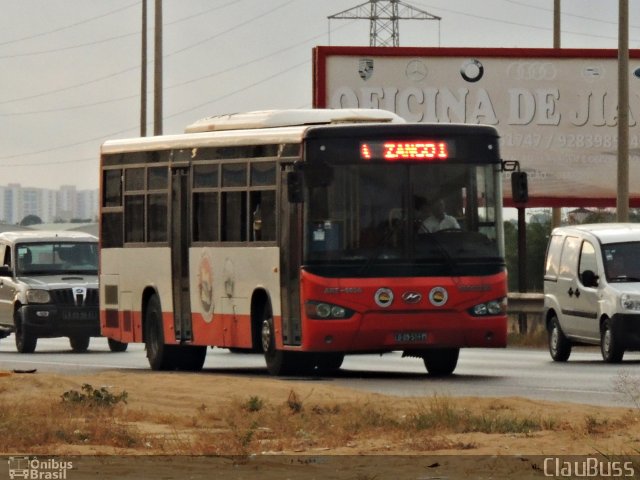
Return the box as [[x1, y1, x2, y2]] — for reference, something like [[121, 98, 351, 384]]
[[419, 198, 460, 233]]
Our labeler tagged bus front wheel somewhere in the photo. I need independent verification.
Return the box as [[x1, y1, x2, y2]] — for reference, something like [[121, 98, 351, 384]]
[[261, 304, 297, 376], [422, 348, 459, 376]]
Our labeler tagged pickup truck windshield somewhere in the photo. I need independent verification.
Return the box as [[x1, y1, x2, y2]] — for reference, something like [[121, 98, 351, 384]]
[[16, 242, 98, 276]]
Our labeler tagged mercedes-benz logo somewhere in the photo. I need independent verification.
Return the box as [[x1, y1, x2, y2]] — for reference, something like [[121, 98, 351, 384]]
[[406, 59, 428, 82]]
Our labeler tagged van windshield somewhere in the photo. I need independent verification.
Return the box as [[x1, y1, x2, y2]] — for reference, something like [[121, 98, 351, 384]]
[[16, 242, 98, 276], [603, 242, 640, 282]]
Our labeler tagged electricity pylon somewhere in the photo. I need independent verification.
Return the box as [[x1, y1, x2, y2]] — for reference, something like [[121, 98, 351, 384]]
[[328, 0, 441, 47]]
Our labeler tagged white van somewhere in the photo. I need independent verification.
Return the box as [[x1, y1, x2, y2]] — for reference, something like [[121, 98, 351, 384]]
[[543, 223, 640, 363]]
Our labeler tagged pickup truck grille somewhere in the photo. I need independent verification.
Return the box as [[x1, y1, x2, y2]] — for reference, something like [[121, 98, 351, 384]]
[[50, 288, 99, 306]]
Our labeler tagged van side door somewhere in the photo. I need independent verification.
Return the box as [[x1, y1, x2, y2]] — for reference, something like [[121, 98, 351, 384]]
[[573, 240, 601, 340], [555, 235, 583, 337]]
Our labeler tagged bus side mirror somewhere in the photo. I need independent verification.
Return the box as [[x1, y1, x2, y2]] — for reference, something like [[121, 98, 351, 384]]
[[511, 171, 528, 203], [287, 171, 304, 203]]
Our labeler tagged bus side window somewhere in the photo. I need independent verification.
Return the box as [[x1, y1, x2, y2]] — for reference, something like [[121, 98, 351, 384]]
[[250, 191, 276, 242]]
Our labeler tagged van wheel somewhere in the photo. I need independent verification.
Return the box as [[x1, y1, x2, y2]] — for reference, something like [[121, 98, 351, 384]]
[[69, 336, 90, 353], [548, 316, 571, 362], [601, 318, 624, 363], [422, 348, 459, 376], [108, 338, 128, 352], [14, 313, 37, 353]]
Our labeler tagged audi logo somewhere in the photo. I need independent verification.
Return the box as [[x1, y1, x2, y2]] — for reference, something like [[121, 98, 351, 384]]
[[506, 62, 557, 81]]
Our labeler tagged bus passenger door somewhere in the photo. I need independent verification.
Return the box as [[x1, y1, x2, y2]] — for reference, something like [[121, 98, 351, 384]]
[[171, 166, 193, 342], [280, 168, 302, 346]]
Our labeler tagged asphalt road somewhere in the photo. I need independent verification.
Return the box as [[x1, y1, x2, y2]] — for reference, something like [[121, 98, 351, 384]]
[[1, 336, 639, 408]]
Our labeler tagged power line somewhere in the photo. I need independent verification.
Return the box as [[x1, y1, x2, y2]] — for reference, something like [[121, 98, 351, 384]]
[[0, 0, 293, 105], [413, 0, 640, 42], [0, 0, 140, 47]]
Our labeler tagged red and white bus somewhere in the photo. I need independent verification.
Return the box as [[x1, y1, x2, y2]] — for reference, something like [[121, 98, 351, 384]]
[[99, 108, 521, 376]]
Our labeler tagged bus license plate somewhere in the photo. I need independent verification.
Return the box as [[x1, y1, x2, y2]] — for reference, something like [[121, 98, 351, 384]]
[[394, 331, 427, 343]]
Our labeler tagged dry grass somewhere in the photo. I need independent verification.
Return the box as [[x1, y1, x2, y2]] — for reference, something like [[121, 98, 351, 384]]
[[1, 370, 640, 456]]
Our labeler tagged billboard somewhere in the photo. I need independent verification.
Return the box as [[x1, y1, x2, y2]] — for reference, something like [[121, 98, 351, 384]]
[[313, 47, 640, 207]]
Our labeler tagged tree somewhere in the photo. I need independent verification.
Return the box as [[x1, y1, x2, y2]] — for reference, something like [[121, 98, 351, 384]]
[[504, 219, 550, 292], [20, 215, 43, 226]]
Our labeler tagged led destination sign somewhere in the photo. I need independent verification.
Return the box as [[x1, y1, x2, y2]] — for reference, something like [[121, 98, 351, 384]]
[[360, 140, 452, 161]]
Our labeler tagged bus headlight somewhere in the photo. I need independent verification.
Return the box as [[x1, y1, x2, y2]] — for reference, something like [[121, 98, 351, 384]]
[[621, 294, 640, 311], [470, 298, 506, 316], [26, 289, 51, 304], [305, 301, 355, 320]]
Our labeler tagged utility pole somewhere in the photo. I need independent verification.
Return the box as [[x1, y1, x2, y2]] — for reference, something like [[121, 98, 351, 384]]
[[154, 0, 163, 135], [617, 0, 629, 221], [140, 0, 147, 136], [551, 0, 561, 228]]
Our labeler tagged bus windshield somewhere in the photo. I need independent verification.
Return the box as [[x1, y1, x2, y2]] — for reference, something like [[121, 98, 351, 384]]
[[303, 162, 502, 277]]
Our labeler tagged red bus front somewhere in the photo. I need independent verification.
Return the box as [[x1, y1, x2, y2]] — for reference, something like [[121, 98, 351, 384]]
[[273, 123, 508, 376]]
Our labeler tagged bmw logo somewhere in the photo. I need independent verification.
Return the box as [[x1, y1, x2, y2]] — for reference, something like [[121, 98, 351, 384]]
[[634, 67, 640, 79], [374, 288, 394, 308], [460, 59, 484, 83]]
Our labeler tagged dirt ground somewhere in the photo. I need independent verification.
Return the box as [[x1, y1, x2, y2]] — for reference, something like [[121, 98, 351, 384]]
[[2, 368, 640, 479]]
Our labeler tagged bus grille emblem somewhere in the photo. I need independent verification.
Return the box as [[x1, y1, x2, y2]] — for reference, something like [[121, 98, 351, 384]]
[[428, 287, 448, 307], [374, 288, 394, 308], [402, 292, 422, 304]]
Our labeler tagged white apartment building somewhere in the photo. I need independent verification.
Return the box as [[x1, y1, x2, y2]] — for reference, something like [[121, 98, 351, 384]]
[[0, 184, 98, 225]]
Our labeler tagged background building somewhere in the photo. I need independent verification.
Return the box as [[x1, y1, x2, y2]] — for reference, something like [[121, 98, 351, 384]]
[[0, 184, 98, 225]]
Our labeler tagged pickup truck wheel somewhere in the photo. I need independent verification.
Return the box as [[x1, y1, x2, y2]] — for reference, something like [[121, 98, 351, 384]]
[[549, 316, 571, 362], [14, 314, 37, 353], [601, 318, 624, 363], [107, 338, 128, 352], [69, 336, 90, 353]]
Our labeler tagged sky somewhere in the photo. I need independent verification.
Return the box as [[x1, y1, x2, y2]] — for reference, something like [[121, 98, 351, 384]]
[[1, 0, 639, 191]]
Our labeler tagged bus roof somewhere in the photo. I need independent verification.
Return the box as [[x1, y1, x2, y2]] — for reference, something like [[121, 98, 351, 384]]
[[184, 109, 405, 133], [101, 109, 406, 155]]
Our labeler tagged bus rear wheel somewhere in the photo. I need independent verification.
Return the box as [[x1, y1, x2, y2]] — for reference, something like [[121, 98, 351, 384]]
[[422, 348, 459, 376], [145, 294, 176, 371]]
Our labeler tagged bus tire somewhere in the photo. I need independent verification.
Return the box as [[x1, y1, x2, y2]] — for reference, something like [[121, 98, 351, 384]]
[[145, 294, 176, 371], [422, 348, 459, 376], [314, 353, 344, 374], [108, 338, 129, 352], [261, 303, 296, 376], [14, 312, 37, 354], [175, 345, 207, 371], [69, 336, 90, 353], [601, 318, 624, 363], [548, 315, 571, 362]]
